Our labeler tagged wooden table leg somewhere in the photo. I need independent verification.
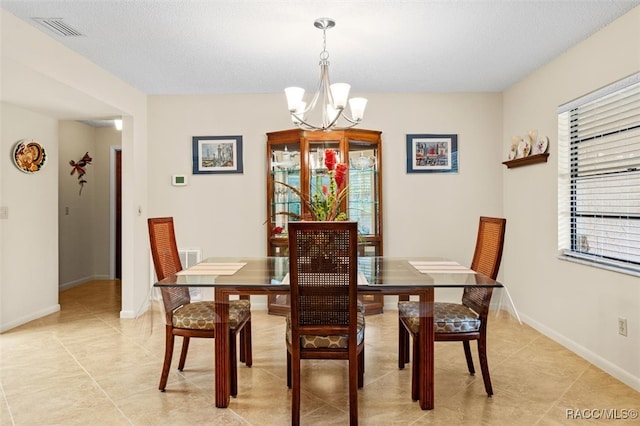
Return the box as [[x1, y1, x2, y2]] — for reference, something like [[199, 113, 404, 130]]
[[214, 289, 230, 408], [419, 288, 435, 410]]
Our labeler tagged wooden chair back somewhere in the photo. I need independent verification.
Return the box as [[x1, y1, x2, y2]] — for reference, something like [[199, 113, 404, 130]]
[[288, 221, 359, 342], [147, 217, 190, 319], [463, 216, 506, 317]]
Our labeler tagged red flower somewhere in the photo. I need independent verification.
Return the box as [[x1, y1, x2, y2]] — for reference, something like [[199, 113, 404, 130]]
[[334, 163, 347, 189], [324, 149, 337, 171], [272, 226, 284, 234], [322, 185, 328, 195]]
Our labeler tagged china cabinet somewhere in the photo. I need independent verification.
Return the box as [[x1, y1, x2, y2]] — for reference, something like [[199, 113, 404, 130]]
[[266, 128, 384, 315]]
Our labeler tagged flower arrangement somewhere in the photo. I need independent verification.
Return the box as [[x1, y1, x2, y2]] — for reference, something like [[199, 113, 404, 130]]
[[309, 149, 349, 221], [271, 149, 348, 234]]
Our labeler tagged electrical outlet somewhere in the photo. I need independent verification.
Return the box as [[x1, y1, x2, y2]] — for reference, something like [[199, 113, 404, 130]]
[[618, 317, 628, 336]]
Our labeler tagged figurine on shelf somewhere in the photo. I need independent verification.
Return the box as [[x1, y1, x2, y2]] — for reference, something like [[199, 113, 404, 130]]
[[352, 152, 377, 170]]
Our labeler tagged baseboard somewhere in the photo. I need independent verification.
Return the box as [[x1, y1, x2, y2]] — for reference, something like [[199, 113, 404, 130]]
[[520, 312, 640, 392], [59, 275, 112, 291], [93, 274, 112, 280], [0, 304, 60, 332], [120, 309, 137, 319]]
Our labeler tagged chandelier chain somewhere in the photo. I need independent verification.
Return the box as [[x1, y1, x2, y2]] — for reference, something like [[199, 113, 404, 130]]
[[320, 26, 329, 61]]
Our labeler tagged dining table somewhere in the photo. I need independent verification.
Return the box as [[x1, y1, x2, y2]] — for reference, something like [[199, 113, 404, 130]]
[[154, 256, 503, 410]]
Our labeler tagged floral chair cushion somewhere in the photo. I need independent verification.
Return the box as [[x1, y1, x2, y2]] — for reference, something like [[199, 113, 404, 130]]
[[398, 301, 480, 334], [172, 299, 251, 330], [286, 312, 365, 349]]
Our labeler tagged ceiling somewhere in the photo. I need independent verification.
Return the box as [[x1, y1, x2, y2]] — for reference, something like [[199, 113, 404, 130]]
[[2, 1, 639, 97]]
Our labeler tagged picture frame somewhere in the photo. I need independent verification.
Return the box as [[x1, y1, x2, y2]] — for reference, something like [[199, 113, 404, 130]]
[[406, 134, 458, 173], [192, 136, 243, 174]]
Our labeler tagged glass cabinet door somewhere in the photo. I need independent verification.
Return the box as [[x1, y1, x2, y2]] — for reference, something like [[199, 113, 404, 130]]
[[348, 140, 381, 256], [268, 141, 301, 254]]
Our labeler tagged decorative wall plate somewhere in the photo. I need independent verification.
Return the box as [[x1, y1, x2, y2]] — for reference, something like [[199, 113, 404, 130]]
[[516, 139, 531, 158], [13, 139, 47, 173], [533, 136, 549, 155]]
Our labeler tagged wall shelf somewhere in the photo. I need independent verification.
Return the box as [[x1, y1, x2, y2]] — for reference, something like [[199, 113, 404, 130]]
[[502, 153, 549, 169]]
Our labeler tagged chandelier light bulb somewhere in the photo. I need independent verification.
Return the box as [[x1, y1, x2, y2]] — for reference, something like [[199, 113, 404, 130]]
[[349, 98, 367, 121], [285, 87, 305, 112], [330, 83, 350, 109]]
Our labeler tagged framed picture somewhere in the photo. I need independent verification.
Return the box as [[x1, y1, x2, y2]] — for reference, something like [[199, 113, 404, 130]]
[[406, 134, 458, 173], [192, 136, 243, 174]]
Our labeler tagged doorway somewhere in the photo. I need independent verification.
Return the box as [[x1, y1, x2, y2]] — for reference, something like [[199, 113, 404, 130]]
[[111, 146, 122, 279]]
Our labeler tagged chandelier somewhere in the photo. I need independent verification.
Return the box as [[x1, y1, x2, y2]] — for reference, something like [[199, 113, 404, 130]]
[[285, 18, 367, 131]]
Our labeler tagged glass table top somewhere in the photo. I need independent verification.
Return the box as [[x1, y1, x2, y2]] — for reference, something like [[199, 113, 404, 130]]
[[154, 257, 502, 289]]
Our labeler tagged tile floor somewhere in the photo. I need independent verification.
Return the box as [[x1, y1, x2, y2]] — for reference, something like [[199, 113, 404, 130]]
[[1, 280, 639, 425]]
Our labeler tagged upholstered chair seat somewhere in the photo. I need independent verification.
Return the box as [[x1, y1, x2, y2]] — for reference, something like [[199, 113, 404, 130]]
[[172, 299, 251, 330], [398, 301, 481, 334], [286, 311, 365, 349]]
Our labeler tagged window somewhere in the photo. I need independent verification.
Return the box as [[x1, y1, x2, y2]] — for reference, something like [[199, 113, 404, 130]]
[[558, 72, 640, 275]]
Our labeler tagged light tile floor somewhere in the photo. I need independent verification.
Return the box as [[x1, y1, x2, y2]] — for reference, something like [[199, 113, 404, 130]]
[[1, 280, 639, 425]]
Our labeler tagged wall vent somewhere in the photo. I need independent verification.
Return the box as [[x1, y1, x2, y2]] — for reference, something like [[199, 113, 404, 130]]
[[179, 249, 201, 270], [32, 18, 84, 37], [150, 248, 202, 300]]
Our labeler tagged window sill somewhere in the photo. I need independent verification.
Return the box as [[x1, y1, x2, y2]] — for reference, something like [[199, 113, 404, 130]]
[[558, 253, 640, 278]]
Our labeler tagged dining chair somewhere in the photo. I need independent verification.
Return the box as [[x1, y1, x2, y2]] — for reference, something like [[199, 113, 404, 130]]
[[398, 216, 506, 400], [147, 217, 252, 394], [286, 221, 364, 426]]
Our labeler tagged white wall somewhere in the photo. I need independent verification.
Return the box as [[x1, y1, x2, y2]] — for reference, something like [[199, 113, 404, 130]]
[[502, 7, 640, 390], [147, 93, 503, 262], [1, 104, 60, 329]]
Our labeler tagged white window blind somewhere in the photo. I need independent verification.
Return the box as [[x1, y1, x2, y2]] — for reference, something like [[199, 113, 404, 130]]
[[558, 72, 640, 275]]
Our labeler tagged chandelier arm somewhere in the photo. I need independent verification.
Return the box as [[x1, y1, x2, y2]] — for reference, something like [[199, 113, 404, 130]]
[[328, 121, 361, 131], [290, 113, 330, 131], [290, 110, 355, 132], [319, 61, 335, 128], [303, 68, 325, 115], [324, 107, 345, 129], [290, 116, 360, 131], [338, 113, 361, 125]]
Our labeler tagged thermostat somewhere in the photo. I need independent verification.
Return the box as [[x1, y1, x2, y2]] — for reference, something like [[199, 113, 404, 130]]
[[172, 175, 188, 186]]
